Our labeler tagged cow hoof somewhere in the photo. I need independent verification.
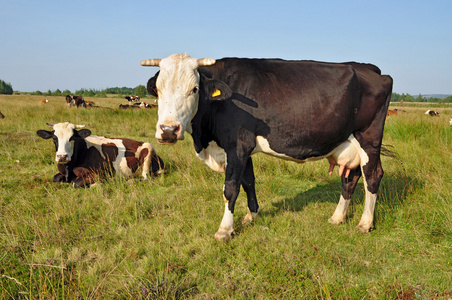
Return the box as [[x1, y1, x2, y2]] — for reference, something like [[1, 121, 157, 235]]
[[328, 216, 346, 225], [242, 211, 258, 225], [356, 223, 373, 233], [214, 230, 233, 242]]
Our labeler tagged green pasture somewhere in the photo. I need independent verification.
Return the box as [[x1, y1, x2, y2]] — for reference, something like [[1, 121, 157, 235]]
[[0, 95, 451, 299]]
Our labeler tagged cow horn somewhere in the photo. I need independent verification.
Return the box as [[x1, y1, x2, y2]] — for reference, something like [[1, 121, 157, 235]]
[[141, 59, 161, 66], [75, 125, 86, 129], [197, 58, 216, 66], [46, 122, 54, 128]]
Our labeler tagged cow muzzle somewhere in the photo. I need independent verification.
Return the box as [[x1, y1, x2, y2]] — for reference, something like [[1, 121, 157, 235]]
[[158, 124, 182, 145], [56, 154, 70, 163]]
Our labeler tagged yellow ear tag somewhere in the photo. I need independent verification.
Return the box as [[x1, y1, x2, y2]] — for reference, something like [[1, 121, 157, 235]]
[[211, 89, 221, 98]]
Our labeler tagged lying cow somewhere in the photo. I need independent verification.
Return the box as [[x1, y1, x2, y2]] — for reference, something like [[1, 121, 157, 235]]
[[425, 110, 440, 116], [85, 100, 95, 107], [387, 109, 397, 116], [65, 95, 86, 108], [139, 102, 158, 109], [142, 53, 393, 240], [39, 99, 48, 104], [119, 104, 141, 109], [37, 122, 165, 187]]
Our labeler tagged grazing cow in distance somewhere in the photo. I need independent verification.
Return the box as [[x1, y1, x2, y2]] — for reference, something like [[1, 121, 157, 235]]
[[125, 96, 140, 104], [39, 99, 48, 104], [65, 95, 86, 108], [142, 53, 393, 240], [36, 122, 166, 187], [425, 110, 440, 116]]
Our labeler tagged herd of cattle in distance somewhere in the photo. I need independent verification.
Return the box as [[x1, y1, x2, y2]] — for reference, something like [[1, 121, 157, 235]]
[[386, 108, 452, 125], [34, 95, 158, 110]]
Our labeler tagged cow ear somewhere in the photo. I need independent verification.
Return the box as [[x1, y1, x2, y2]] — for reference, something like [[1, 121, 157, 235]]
[[202, 78, 232, 101], [147, 71, 159, 97], [36, 130, 53, 139], [78, 129, 91, 138]]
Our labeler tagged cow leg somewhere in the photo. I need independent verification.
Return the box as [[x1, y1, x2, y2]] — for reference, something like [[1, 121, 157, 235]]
[[72, 167, 97, 188], [139, 143, 153, 180], [353, 131, 385, 233], [53, 173, 66, 182], [241, 157, 259, 225], [214, 155, 247, 241], [356, 158, 383, 232], [328, 167, 361, 225]]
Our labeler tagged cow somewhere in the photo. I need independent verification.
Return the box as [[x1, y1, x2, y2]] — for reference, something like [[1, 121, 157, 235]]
[[39, 99, 48, 104], [387, 109, 397, 116], [141, 53, 393, 241], [119, 104, 141, 109], [0, 111, 4, 119], [85, 100, 95, 107], [425, 110, 440, 116], [65, 95, 86, 108], [139, 102, 158, 109], [125, 96, 140, 104], [450, 118, 452, 126], [36, 122, 166, 188]]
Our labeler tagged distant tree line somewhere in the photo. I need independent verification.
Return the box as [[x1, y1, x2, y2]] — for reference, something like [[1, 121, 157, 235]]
[[0, 79, 13, 94], [391, 92, 452, 103], [2, 78, 450, 103], [29, 85, 149, 98]]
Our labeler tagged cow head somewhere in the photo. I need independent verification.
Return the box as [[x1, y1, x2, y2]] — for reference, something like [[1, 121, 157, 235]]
[[37, 122, 91, 164], [142, 53, 229, 144]]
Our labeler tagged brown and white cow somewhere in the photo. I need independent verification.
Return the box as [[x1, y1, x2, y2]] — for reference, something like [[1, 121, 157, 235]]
[[39, 99, 48, 104], [142, 53, 393, 240], [37, 122, 165, 187], [65, 95, 86, 108], [387, 109, 397, 116]]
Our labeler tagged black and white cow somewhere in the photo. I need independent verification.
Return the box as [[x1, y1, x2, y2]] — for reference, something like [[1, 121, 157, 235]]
[[125, 96, 140, 104], [425, 110, 440, 117], [37, 122, 165, 187], [142, 53, 393, 240]]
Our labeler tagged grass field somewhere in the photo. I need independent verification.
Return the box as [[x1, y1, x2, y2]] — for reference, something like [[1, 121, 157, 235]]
[[1, 95, 451, 299]]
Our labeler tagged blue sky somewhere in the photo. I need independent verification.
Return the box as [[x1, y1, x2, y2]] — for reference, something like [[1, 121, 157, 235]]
[[1, 0, 451, 94]]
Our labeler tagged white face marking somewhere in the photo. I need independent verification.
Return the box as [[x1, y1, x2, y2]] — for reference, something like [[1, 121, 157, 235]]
[[196, 141, 227, 173], [53, 122, 76, 162], [155, 54, 201, 141]]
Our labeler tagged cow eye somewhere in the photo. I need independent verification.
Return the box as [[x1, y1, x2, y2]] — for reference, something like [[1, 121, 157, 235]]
[[191, 87, 199, 95]]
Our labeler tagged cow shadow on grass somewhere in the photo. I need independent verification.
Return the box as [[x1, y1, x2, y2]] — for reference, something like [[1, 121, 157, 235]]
[[260, 172, 420, 222]]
